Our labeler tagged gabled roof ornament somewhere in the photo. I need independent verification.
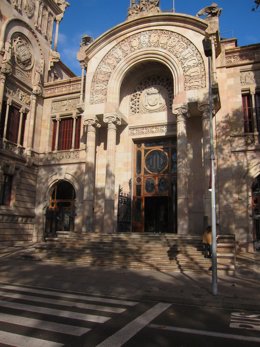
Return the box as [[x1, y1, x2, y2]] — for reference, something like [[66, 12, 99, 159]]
[[128, 0, 161, 19], [196, 3, 222, 18]]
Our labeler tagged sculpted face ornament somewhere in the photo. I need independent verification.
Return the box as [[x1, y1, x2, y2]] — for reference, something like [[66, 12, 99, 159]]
[[12, 34, 34, 70], [23, 0, 35, 18]]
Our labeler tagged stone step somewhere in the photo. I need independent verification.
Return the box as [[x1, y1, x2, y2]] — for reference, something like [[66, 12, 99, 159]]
[[22, 233, 236, 274]]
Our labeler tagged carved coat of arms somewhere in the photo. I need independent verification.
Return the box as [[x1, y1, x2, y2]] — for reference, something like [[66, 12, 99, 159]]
[[12, 34, 33, 70], [141, 86, 167, 112]]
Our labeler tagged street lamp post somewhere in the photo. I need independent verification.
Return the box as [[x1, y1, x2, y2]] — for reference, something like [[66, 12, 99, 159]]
[[203, 37, 218, 296]]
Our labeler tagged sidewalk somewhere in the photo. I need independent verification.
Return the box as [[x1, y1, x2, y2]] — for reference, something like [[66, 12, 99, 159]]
[[0, 245, 260, 311]]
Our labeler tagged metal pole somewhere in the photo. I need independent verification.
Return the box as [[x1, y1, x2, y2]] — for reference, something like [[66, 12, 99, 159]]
[[208, 55, 218, 296]]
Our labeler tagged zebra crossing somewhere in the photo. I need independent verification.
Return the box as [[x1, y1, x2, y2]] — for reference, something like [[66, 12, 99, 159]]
[[0, 283, 138, 347]]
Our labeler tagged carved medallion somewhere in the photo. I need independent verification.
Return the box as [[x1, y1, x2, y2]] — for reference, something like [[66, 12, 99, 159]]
[[12, 33, 34, 71], [24, 0, 35, 18]]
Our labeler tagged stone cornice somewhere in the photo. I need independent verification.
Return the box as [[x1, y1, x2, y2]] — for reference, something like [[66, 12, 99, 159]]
[[44, 77, 81, 98], [223, 44, 260, 68]]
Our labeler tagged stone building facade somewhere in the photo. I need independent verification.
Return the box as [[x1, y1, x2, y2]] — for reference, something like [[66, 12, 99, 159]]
[[0, 0, 260, 253]]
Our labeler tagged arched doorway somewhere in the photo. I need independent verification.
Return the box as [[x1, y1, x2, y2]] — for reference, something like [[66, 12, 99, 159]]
[[133, 138, 177, 233], [119, 61, 176, 233], [45, 180, 76, 236], [252, 175, 260, 250]]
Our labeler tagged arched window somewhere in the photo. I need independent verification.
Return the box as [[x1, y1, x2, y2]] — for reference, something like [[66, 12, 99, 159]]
[[45, 180, 76, 235]]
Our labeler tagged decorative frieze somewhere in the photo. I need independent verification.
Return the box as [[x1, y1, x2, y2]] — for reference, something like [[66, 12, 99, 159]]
[[0, 215, 34, 224], [129, 124, 176, 136], [41, 150, 81, 163], [240, 71, 260, 86], [90, 30, 206, 104], [51, 97, 80, 114], [44, 80, 81, 97], [226, 50, 260, 66]]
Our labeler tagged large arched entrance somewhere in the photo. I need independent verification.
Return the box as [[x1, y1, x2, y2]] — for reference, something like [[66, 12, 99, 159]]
[[45, 180, 76, 236], [119, 61, 176, 233], [252, 175, 260, 250]]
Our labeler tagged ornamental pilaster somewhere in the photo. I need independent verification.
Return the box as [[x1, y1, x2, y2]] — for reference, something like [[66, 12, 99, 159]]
[[103, 113, 121, 233], [173, 104, 189, 234], [82, 117, 100, 232], [199, 102, 211, 226]]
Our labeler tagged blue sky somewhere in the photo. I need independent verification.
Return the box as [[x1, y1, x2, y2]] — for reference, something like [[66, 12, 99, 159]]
[[58, 0, 260, 76]]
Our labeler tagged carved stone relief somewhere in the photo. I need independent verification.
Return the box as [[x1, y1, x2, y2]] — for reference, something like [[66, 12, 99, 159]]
[[5, 84, 31, 107], [240, 71, 260, 86], [130, 76, 173, 114], [23, 0, 35, 18], [128, 0, 161, 19], [51, 97, 80, 114], [12, 33, 34, 71], [90, 30, 206, 104]]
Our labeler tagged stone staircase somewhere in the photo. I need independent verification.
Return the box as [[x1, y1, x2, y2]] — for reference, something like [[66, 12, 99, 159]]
[[20, 232, 236, 274]]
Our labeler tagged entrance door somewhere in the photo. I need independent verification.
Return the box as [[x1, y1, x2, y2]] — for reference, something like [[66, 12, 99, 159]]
[[45, 180, 76, 236], [132, 139, 177, 233]]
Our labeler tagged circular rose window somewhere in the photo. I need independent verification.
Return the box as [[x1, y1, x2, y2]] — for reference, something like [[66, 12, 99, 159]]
[[145, 150, 168, 174]]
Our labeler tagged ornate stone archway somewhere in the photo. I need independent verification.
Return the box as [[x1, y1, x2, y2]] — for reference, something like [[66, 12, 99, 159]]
[[90, 29, 206, 105]]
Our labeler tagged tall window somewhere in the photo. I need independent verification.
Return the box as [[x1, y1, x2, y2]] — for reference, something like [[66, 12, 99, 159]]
[[52, 116, 81, 151], [0, 102, 27, 146], [0, 174, 12, 206], [242, 94, 254, 133], [242, 92, 260, 134]]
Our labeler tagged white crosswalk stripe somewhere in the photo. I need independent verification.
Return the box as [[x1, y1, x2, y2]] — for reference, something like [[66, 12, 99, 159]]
[[230, 312, 260, 331], [0, 284, 138, 347], [0, 289, 126, 313]]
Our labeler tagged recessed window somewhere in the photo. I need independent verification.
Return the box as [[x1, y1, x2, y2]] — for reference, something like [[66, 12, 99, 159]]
[[0, 102, 27, 146], [52, 116, 81, 151], [242, 94, 254, 133], [0, 174, 12, 206], [242, 92, 260, 134]]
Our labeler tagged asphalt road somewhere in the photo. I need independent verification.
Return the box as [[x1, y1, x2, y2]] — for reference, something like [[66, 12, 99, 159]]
[[0, 283, 260, 347]]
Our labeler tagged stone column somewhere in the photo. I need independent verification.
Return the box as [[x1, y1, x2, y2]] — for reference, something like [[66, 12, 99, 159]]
[[0, 74, 7, 120], [103, 113, 121, 233], [82, 118, 100, 232], [54, 115, 60, 151], [80, 64, 85, 104], [3, 98, 11, 141], [71, 112, 77, 150], [17, 108, 25, 146], [173, 105, 189, 235], [53, 14, 63, 51], [250, 88, 257, 139], [26, 93, 37, 153], [199, 103, 211, 227]]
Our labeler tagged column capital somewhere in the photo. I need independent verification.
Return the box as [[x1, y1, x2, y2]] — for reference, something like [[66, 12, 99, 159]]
[[103, 113, 121, 126], [84, 118, 101, 128], [173, 104, 189, 122], [198, 103, 210, 119], [55, 13, 64, 22]]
